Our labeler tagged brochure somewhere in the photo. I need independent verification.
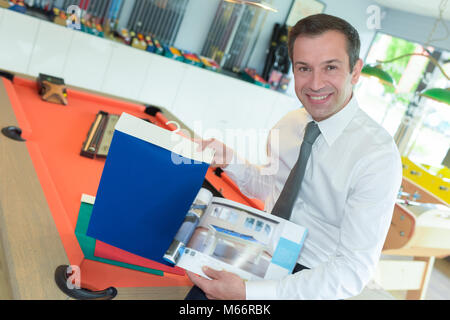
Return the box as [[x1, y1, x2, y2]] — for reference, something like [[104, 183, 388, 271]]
[[164, 188, 308, 281]]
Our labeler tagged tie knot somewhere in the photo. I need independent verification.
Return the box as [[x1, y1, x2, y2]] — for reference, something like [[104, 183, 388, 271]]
[[303, 121, 321, 144]]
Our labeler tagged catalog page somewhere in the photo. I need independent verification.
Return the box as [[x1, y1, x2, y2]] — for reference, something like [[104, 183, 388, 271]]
[[170, 190, 308, 281]]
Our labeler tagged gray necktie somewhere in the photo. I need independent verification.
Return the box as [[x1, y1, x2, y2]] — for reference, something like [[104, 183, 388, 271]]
[[271, 121, 321, 220]]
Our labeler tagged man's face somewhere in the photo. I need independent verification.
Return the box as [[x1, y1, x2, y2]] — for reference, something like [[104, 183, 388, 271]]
[[292, 30, 363, 122]]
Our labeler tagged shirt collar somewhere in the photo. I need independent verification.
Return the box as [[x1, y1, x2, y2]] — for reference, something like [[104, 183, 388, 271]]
[[306, 95, 359, 147]]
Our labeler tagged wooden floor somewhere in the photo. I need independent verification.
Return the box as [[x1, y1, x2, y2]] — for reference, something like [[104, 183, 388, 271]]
[[0, 246, 12, 300], [0, 253, 448, 300]]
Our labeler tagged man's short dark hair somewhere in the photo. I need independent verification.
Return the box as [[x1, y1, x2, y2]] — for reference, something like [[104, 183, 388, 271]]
[[288, 14, 361, 71]]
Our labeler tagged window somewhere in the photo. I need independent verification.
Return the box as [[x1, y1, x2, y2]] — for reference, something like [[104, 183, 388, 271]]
[[255, 220, 264, 232], [211, 206, 239, 224], [264, 224, 272, 237], [244, 217, 255, 229], [355, 32, 450, 167], [406, 68, 450, 166]]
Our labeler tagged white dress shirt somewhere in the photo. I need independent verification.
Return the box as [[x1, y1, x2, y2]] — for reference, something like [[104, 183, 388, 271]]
[[223, 96, 402, 299]]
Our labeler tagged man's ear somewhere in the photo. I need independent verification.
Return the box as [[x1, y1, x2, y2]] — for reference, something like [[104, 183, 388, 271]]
[[351, 59, 364, 85]]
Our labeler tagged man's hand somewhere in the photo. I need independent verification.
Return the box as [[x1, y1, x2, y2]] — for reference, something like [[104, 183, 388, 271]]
[[193, 138, 234, 169], [186, 266, 246, 300]]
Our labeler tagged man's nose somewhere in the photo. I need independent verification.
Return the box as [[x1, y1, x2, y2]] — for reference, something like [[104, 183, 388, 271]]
[[309, 71, 325, 91]]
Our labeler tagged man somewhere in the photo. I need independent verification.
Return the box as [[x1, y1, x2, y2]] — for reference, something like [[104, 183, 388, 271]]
[[186, 13, 402, 300]]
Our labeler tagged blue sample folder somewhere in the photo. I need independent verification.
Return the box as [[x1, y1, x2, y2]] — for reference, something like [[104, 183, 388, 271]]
[[86, 113, 214, 266]]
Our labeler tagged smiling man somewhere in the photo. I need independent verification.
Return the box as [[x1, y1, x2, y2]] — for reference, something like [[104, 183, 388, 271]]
[[292, 30, 359, 122], [186, 14, 402, 300]]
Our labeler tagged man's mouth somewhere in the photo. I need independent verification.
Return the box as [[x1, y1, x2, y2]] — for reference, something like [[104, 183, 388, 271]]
[[306, 93, 333, 103]]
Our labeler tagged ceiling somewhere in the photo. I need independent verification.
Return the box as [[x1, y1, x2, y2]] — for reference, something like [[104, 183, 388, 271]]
[[374, 0, 450, 21]]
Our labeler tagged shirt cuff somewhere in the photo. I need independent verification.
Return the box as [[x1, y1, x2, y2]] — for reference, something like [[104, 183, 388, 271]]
[[245, 279, 279, 300], [222, 153, 247, 182]]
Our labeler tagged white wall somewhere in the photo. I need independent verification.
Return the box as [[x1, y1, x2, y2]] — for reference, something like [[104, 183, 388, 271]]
[[174, 0, 222, 53], [0, 8, 39, 75]]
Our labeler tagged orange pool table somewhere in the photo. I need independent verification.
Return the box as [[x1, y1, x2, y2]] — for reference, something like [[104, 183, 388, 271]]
[[0, 72, 263, 299]]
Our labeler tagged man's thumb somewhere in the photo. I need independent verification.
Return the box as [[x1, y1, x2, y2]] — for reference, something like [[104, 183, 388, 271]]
[[202, 266, 222, 279]]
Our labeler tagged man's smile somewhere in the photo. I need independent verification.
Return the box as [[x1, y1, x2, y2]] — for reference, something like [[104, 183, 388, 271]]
[[305, 93, 334, 104]]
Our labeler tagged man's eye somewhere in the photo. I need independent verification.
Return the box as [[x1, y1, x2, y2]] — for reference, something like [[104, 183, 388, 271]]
[[326, 65, 337, 71], [298, 67, 310, 72]]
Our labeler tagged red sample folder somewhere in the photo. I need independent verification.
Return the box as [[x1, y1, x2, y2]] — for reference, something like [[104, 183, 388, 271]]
[[94, 240, 185, 276]]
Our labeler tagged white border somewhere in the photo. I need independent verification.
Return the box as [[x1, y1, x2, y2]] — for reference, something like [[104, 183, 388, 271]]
[[115, 112, 214, 164]]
